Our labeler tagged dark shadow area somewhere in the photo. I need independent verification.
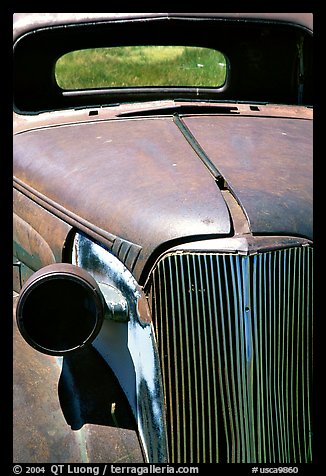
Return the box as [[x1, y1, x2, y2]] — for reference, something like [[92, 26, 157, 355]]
[[58, 344, 136, 431]]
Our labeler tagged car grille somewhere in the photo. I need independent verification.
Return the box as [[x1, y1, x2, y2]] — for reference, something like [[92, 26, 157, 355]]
[[150, 245, 313, 463]]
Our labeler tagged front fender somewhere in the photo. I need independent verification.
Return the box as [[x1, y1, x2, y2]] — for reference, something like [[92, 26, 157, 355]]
[[72, 233, 169, 463], [13, 294, 144, 463]]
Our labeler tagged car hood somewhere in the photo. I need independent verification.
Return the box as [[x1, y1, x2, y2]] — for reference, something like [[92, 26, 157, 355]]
[[13, 113, 312, 278], [183, 114, 313, 239]]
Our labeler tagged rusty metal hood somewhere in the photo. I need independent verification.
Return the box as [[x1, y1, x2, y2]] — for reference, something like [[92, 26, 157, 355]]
[[183, 114, 313, 240], [13, 112, 312, 278], [13, 117, 231, 273]]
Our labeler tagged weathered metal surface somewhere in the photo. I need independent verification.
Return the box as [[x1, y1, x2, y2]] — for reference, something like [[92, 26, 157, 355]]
[[72, 233, 169, 462], [13, 257, 21, 292], [13, 213, 56, 271], [12, 11, 313, 465], [13, 117, 231, 279], [13, 188, 73, 277], [13, 295, 144, 463], [183, 115, 313, 240], [14, 110, 312, 281], [13, 259, 35, 292], [13, 102, 313, 136], [144, 236, 313, 281], [99, 282, 129, 322]]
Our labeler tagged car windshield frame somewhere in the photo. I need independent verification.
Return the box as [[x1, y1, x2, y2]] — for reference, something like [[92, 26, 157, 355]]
[[13, 15, 313, 114]]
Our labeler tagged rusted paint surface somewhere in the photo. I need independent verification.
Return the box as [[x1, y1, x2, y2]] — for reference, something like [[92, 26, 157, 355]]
[[13, 117, 231, 279], [13, 188, 73, 272], [183, 114, 313, 240], [13, 102, 313, 136], [14, 109, 313, 282], [12, 12, 313, 464], [13, 294, 144, 463], [13, 213, 56, 270]]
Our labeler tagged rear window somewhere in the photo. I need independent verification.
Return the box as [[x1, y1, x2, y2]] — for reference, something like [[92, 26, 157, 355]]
[[55, 46, 227, 90]]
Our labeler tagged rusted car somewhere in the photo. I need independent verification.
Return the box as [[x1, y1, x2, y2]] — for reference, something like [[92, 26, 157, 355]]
[[13, 13, 313, 464]]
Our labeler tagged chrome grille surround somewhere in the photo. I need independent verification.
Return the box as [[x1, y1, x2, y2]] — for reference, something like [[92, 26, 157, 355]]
[[148, 237, 313, 463]]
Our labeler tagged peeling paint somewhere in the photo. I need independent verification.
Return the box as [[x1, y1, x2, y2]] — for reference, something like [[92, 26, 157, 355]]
[[72, 232, 168, 462]]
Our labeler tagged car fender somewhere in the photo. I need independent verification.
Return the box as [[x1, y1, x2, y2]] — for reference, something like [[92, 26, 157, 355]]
[[13, 294, 144, 463]]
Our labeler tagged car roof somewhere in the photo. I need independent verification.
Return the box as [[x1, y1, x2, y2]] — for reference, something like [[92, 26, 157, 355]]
[[13, 13, 313, 40]]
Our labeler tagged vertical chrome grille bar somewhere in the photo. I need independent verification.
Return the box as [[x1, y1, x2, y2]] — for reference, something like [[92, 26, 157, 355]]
[[171, 255, 183, 461], [150, 245, 312, 463], [300, 247, 307, 461], [272, 253, 281, 461], [170, 256, 182, 462], [230, 255, 247, 462], [241, 255, 256, 461], [290, 248, 297, 462], [192, 254, 206, 461], [203, 255, 219, 462], [220, 255, 241, 462], [296, 248, 302, 462], [280, 251, 288, 461], [197, 254, 212, 460], [236, 255, 251, 462], [252, 255, 262, 462], [307, 246, 313, 461], [267, 253, 275, 462], [212, 255, 232, 462], [179, 255, 193, 462], [162, 258, 175, 462], [276, 250, 286, 462], [285, 248, 291, 461], [262, 253, 272, 461], [186, 254, 200, 462], [256, 253, 266, 462]]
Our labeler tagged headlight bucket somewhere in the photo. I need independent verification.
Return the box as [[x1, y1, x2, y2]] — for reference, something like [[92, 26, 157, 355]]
[[16, 263, 105, 356]]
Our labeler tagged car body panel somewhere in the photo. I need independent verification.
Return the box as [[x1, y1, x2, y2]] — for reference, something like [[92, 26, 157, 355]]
[[14, 109, 312, 281], [13, 295, 143, 463], [13, 188, 73, 289], [13, 117, 232, 278], [13, 12, 313, 464], [183, 114, 313, 239]]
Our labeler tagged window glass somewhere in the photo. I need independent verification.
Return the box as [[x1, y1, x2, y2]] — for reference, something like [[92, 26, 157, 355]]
[[55, 46, 227, 90]]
